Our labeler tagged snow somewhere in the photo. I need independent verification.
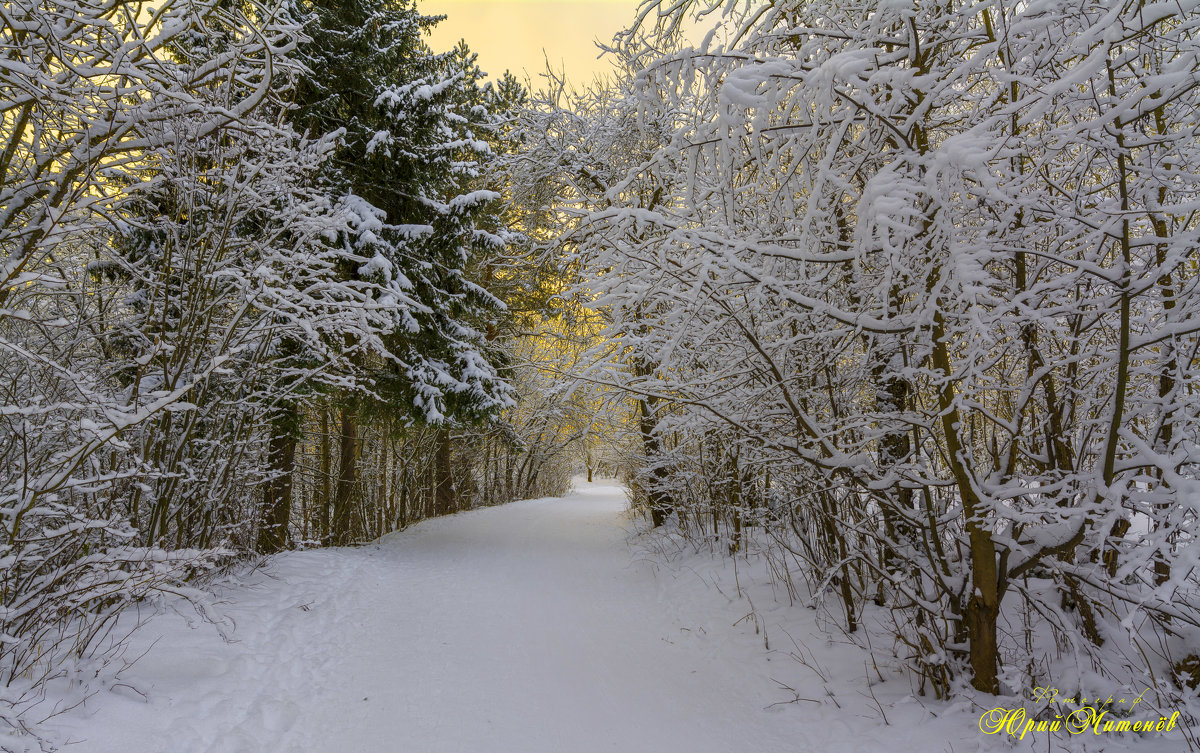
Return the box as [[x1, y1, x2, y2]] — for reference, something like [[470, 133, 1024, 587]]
[[41, 482, 1190, 752]]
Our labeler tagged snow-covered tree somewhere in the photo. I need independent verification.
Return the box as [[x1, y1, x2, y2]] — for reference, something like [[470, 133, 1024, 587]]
[[283, 0, 515, 543], [0, 0, 340, 724], [532, 0, 1200, 699]]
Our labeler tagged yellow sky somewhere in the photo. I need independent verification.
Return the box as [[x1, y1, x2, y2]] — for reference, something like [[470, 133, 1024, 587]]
[[420, 1, 645, 85]]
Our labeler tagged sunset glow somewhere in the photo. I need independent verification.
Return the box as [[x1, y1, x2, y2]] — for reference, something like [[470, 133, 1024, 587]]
[[421, 0, 644, 84]]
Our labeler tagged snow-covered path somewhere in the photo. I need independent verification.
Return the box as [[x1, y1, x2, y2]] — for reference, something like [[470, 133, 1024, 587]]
[[55, 482, 811, 753]]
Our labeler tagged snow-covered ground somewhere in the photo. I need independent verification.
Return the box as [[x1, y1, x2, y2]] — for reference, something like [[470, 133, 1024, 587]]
[[34, 481, 1189, 752]]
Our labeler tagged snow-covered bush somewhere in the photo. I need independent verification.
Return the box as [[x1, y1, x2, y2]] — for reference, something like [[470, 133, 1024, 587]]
[[0, 0, 397, 734]]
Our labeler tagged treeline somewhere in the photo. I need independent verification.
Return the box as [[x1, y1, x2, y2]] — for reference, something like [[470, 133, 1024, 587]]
[[0, 0, 582, 730], [510, 0, 1200, 711]]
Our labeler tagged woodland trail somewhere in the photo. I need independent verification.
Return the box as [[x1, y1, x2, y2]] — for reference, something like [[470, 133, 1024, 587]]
[[54, 481, 810, 753]]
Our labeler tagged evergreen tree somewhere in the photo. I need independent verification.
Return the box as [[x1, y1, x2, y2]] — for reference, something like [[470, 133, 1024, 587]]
[[281, 0, 513, 544]]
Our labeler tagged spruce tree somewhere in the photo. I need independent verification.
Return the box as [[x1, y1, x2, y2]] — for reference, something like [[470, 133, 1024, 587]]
[[280, 0, 512, 544]]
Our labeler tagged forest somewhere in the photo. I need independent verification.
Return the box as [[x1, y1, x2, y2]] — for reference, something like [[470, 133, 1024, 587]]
[[1, 0, 1199, 746]]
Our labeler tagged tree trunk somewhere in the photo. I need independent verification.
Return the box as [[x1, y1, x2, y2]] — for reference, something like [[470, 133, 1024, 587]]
[[872, 345, 913, 581], [630, 351, 674, 527], [932, 308, 1001, 694], [638, 396, 673, 527], [331, 403, 360, 544], [257, 408, 297, 553], [317, 405, 331, 543]]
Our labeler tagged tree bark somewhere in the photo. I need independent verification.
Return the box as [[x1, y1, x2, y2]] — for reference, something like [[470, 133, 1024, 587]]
[[932, 308, 1000, 694], [317, 405, 331, 543], [257, 408, 297, 553], [331, 403, 360, 544], [638, 395, 673, 527]]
